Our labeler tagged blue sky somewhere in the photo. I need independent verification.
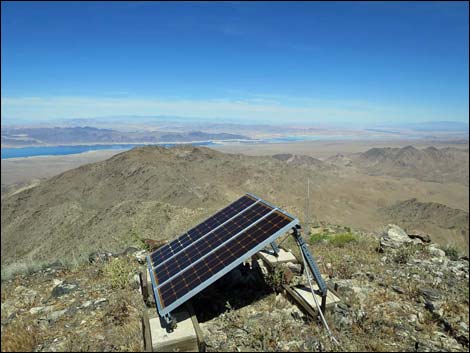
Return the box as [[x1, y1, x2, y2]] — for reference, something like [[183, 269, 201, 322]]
[[1, 1, 469, 125]]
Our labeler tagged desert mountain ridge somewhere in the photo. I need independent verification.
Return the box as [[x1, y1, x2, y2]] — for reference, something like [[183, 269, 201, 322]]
[[351, 145, 469, 185], [1, 144, 468, 270]]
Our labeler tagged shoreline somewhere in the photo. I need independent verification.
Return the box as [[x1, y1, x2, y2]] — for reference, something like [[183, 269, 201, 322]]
[[0, 139, 255, 149]]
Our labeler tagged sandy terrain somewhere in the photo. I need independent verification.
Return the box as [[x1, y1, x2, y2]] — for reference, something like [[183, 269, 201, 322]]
[[213, 139, 469, 159], [1, 149, 126, 194]]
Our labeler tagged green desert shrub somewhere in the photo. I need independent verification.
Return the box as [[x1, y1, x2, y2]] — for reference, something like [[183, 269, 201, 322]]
[[310, 233, 330, 244], [329, 233, 358, 247], [443, 245, 460, 261]]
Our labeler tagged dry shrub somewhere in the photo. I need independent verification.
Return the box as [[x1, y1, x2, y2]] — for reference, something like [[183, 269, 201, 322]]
[[1, 318, 39, 352], [102, 257, 136, 289]]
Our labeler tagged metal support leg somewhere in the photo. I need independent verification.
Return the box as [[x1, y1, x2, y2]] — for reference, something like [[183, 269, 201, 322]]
[[270, 241, 280, 257], [164, 313, 177, 332], [292, 225, 328, 314]]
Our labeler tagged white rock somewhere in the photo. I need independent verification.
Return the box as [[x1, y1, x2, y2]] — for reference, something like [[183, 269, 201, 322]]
[[94, 298, 108, 306], [428, 245, 446, 258], [47, 309, 67, 321], [135, 250, 147, 264], [380, 224, 413, 249], [80, 300, 93, 309], [29, 306, 46, 315]]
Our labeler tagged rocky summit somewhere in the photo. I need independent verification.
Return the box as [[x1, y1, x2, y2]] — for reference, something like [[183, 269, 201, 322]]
[[1, 223, 468, 352]]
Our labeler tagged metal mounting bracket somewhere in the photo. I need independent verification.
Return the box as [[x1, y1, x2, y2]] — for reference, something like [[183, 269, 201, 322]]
[[270, 241, 280, 257], [163, 313, 177, 332], [292, 225, 328, 313]]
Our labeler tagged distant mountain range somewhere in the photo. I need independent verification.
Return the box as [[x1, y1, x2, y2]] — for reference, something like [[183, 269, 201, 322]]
[[375, 121, 469, 132], [1, 126, 250, 146]]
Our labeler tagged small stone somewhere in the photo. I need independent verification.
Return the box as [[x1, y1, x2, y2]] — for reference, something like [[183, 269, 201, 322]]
[[286, 262, 302, 274], [135, 250, 147, 264], [51, 281, 79, 298], [29, 306, 46, 315], [89, 251, 114, 263], [94, 298, 108, 306], [392, 286, 405, 294], [47, 309, 68, 322], [80, 300, 93, 309], [419, 288, 441, 301]]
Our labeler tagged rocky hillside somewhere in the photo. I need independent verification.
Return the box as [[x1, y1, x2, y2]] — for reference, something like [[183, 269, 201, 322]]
[[1, 146, 322, 268], [1, 224, 468, 352], [381, 198, 469, 249], [2, 145, 469, 273], [271, 153, 332, 170], [353, 146, 469, 185]]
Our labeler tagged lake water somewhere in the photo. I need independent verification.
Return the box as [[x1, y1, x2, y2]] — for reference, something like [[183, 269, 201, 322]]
[[1, 142, 216, 159], [1, 134, 398, 159]]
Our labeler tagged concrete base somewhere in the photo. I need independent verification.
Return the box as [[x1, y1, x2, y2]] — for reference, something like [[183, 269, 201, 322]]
[[294, 284, 341, 309], [148, 308, 198, 352], [257, 248, 298, 265]]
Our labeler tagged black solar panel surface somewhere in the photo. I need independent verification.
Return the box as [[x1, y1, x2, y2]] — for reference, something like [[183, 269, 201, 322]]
[[154, 201, 273, 284], [150, 195, 256, 264], [157, 210, 293, 309]]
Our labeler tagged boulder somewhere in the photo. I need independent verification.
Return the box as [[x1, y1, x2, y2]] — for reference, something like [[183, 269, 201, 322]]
[[51, 280, 79, 298], [406, 229, 431, 243], [428, 245, 446, 258], [380, 224, 413, 249]]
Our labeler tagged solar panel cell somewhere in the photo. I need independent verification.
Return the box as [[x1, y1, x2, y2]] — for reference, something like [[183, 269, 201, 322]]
[[158, 211, 292, 309], [154, 202, 273, 285], [150, 195, 256, 264]]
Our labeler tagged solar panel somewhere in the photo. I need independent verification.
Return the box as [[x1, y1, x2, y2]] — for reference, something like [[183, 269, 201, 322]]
[[147, 193, 298, 319]]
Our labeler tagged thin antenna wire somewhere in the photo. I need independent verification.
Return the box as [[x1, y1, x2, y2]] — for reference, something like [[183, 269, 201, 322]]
[[305, 177, 310, 230]]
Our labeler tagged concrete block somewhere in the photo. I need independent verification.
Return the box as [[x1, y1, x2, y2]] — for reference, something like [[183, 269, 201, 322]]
[[149, 308, 198, 352], [257, 248, 298, 265], [294, 283, 340, 309]]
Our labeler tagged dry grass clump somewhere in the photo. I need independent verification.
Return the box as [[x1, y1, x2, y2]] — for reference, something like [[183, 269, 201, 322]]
[[1, 317, 40, 352], [102, 256, 136, 289]]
